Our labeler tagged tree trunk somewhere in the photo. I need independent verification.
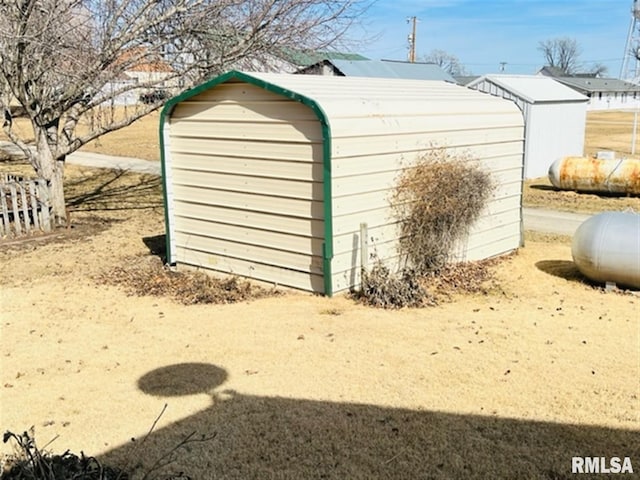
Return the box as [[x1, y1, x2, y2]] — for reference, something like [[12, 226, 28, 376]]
[[31, 127, 66, 227]]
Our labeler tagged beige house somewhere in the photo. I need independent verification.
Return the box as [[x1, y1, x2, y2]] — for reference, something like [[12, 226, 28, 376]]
[[160, 71, 525, 295]]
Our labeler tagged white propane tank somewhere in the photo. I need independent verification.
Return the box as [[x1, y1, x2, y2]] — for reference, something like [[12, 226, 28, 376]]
[[571, 212, 640, 289]]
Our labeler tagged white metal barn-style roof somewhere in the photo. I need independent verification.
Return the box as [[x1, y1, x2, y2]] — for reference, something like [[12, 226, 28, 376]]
[[160, 71, 525, 295], [467, 75, 588, 179]]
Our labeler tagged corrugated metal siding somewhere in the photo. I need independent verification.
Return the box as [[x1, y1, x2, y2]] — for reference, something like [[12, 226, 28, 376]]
[[472, 75, 588, 103], [166, 82, 325, 291], [329, 112, 524, 293], [164, 73, 526, 295], [468, 76, 587, 179], [524, 102, 586, 178], [288, 75, 527, 293]]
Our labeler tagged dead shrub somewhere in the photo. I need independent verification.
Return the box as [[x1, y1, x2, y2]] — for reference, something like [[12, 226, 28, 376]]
[[355, 147, 500, 309], [392, 148, 495, 274], [2, 408, 216, 480], [355, 260, 435, 309], [1, 430, 126, 480], [96, 256, 278, 305]]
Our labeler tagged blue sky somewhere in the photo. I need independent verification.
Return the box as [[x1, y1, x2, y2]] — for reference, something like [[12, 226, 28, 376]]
[[351, 0, 633, 76]]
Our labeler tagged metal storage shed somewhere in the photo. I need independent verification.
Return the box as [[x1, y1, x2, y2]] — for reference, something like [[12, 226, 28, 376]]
[[160, 71, 525, 295], [467, 75, 588, 179]]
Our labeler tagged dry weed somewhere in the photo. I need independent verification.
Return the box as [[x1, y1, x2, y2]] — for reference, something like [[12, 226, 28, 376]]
[[355, 257, 503, 309], [392, 148, 495, 273], [96, 255, 278, 305], [355, 261, 435, 309], [356, 148, 498, 309]]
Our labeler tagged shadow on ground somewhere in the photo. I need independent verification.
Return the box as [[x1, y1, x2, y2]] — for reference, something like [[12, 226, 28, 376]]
[[142, 234, 166, 259], [528, 184, 558, 192], [535, 260, 588, 284], [66, 169, 162, 212], [528, 183, 638, 199], [98, 363, 640, 480]]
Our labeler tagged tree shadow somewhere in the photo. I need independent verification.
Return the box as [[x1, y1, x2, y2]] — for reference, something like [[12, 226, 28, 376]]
[[66, 169, 163, 212], [98, 363, 640, 480]]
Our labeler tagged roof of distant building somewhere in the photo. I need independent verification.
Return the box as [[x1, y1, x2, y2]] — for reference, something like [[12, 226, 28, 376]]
[[537, 66, 569, 77], [553, 76, 640, 93], [454, 75, 480, 86], [116, 46, 173, 73], [283, 50, 369, 67], [468, 74, 588, 103], [297, 59, 456, 82]]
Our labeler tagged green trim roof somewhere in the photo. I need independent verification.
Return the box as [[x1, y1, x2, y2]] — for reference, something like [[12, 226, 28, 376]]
[[280, 49, 369, 67]]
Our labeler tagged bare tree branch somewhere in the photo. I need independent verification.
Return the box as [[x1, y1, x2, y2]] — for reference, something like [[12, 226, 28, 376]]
[[537, 37, 582, 75], [0, 0, 369, 225], [422, 49, 470, 76]]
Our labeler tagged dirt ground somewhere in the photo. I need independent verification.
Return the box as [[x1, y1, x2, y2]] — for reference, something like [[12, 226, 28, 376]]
[[0, 166, 639, 479], [1, 111, 639, 478]]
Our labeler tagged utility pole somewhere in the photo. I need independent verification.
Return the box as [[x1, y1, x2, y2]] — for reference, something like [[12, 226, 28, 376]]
[[499, 61, 507, 72], [407, 16, 418, 63]]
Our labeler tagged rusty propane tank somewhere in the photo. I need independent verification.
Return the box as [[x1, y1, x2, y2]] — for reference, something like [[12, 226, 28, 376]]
[[572, 211, 640, 289], [548, 155, 640, 195]]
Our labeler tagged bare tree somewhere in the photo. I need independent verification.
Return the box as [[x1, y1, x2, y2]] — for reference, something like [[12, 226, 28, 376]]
[[537, 37, 581, 75], [0, 0, 366, 225], [422, 49, 470, 76], [589, 62, 608, 77]]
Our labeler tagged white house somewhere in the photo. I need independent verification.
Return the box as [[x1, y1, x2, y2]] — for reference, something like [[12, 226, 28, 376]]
[[549, 77, 640, 111]]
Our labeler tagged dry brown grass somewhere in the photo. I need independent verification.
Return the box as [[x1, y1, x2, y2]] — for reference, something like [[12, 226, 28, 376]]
[[2, 105, 639, 480], [1, 108, 639, 161], [585, 110, 640, 157], [0, 108, 161, 161], [2, 109, 639, 212], [523, 175, 639, 214], [80, 110, 161, 160]]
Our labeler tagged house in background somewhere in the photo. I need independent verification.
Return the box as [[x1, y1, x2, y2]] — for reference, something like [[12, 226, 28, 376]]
[[231, 50, 369, 74], [536, 66, 640, 110], [296, 59, 456, 82], [101, 47, 178, 106], [102, 49, 371, 106], [547, 77, 640, 111], [467, 74, 588, 179], [285, 51, 369, 69]]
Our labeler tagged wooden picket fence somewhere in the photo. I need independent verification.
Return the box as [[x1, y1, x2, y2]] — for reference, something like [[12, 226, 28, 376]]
[[0, 173, 52, 238]]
